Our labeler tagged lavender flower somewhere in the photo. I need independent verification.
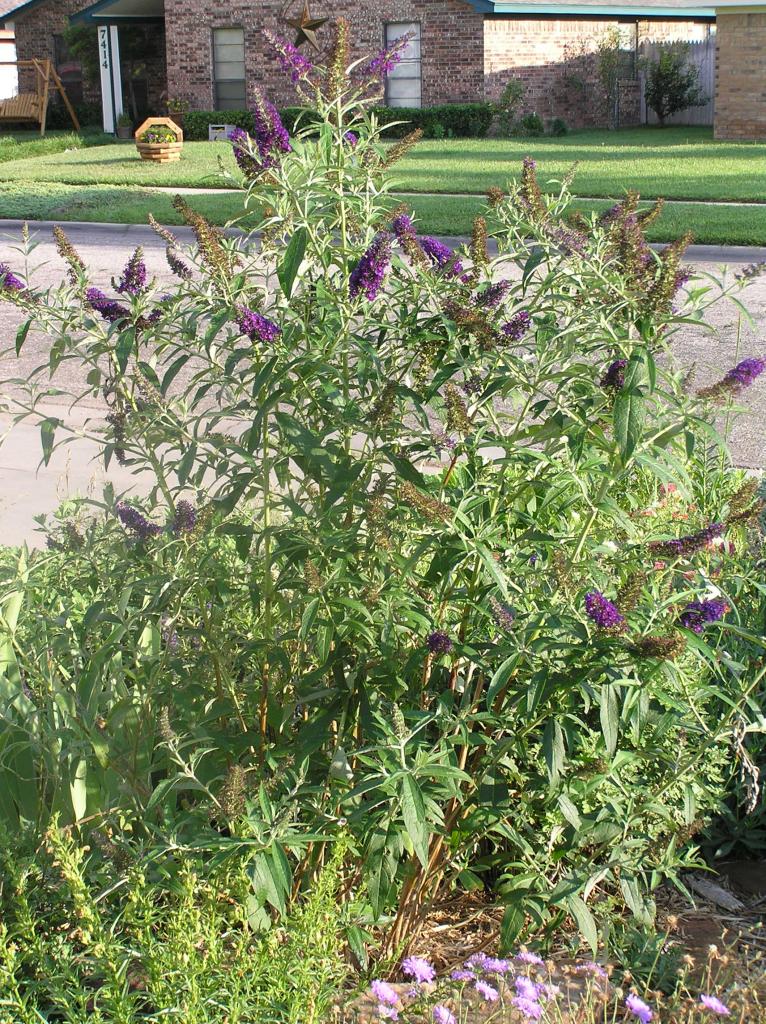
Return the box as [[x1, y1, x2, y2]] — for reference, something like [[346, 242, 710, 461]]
[[512, 997, 543, 1020], [427, 630, 453, 655], [576, 961, 607, 978], [0, 262, 26, 294], [173, 500, 197, 534], [116, 501, 163, 540], [475, 281, 510, 309], [698, 357, 766, 401], [166, 246, 193, 280], [239, 91, 291, 176], [370, 980, 399, 1006], [363, 34, 411, 78], [86, 287, 130, 324], [229, 126, 262, 179], [464, 953, 489, 970], [515, 950, 545, 966], [736, 260, 766, 282], [649, 522, 725, 558], [349, 233, 393, 300], [264, 30, 313, 83], [238, 307, 282, 343], [699, 994, 731, 1016], [450, 969, 475, 982], [501, 310, 531, 341], [419, 236, 465, 278], [344, 131, 358, 147], [482, 956, 511, 974], [432, 429, 457, 453], [433, 1007, 456, 1024], [489, 596, 515, 631], [551, 225, 587, 257], [515, 977, 539, 1001], [679, 597, 728, 633], [474, 980, 499, 1003], [378, 1008, 398, 1022], [600, 358, 628, 391], [402, 957, 435, 984], [392, 213, 415, 240], [116, 247, 147, 295], [625, 994, 653, 1023], [585, 590, 626, 631]]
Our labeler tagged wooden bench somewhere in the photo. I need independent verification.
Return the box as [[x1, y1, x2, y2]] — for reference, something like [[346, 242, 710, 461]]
[[0, 59, 80, 135]]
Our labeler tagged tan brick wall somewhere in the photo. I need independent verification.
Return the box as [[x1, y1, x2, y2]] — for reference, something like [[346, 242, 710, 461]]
[[715, 12, 766, 140], [164, 0, 484, 111]]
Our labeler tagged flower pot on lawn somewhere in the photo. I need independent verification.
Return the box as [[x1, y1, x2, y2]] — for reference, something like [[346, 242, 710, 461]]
[[116, 125, 132, 140], [135, 116, 183, 163]]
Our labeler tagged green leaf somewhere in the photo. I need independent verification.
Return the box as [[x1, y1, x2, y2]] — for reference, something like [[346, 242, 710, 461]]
[[277, 227, 308, 298], [115, 327, 135, 373], [486, 653, 521, 710], [599, 683, 619, 757], [40, 418, 60, 467], [543, 718, 565, 787], [15, 319, 31, 355], [613, 351, 647, 463], [566, 895, 598, 955], [500, 898, 527, 949], [400, 775, 429, 868]]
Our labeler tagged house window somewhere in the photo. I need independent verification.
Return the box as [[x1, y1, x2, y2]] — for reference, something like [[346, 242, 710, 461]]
[[53, 34, 83, 105], [384, 22, 421, 108], [213, 27, 246, 110]]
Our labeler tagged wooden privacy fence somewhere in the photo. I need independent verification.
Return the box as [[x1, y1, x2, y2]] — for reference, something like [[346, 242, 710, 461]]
[[639, 37, 715, 126]]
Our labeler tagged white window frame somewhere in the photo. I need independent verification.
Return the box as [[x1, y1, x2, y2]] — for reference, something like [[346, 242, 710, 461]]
[[213, 27, 246, 110], [384, 22, 422, 109]]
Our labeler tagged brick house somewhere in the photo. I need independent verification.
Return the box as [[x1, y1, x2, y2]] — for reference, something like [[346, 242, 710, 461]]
[[1, 0, 765, 139]]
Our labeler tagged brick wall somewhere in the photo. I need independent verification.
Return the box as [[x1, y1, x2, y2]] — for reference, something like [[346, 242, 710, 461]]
[[164, 0, 484, 111], [484, 16, 711, 130], [715, 12, 766, 140]]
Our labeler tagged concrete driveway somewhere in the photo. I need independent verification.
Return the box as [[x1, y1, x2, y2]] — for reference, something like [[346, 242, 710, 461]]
[[1, 221, 765, 547]]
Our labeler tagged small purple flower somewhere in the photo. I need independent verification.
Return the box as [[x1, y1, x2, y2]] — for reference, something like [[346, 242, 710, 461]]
[[489, 597, 515, 631], [585, 591, 626, 631], [699, 994, 731, 1016], [377, 1008, 398, 1022], [0, 262, 26, 294], [116, 247, 147, 295], [725, 357, 765, 391], [474, 980, 499, 1002], [427, 630, 453, 655], [238, 307, 282, 343], [240, 91, 291, 176], [475, 281, 510, 309], [401, 957, 435, 984], [600, 358, 628, 391], [173, 500, 197, 534], [392, 213, 415, 240], [576, 961, 607, 978], [464, 953, 488, 970], [433, 1007, 456, 1024], [344, 131, 358, 147], [116, 501, 163, 540], [370, 980, 399, 1006], [86, 287, 130, 324], [512, 997, 543, 1020], [450, 969, 475, 982], [419, 236, 465, 278], [625, 994, 653, 1023], [350, 233, 393, 301], [515, 977, 539, 1001], [264, 30, 314, 83], [502, 310, 532, 342], [482, 956, 511, 974], [649, 522, 725, 559], [674, 267, 692, 291], [363, 34, 411, 79], [679, 597, 728, 633], [229, 127, 262, 178], [515, 950, 545, 966]]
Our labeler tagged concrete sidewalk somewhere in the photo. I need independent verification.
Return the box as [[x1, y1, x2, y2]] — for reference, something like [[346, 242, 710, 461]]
[[1, 220, 765, 548]]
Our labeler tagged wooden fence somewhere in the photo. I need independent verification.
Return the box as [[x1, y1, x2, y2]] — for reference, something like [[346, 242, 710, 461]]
[[639, 37, 715, 126]]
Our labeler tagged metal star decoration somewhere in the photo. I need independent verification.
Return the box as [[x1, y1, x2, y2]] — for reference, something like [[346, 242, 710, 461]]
[[285, 0, 328, 51]]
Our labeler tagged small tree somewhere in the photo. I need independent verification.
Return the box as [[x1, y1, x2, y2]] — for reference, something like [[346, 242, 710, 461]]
[[644, 43, 706, 126], [596, 26, 623, 129]]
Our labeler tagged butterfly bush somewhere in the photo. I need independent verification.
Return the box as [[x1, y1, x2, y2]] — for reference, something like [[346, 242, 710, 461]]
[[1, 17, 765, 964]]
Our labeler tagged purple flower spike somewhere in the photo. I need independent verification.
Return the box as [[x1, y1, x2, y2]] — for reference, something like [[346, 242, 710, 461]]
[[600, 358, 628, 391], [392, 213, 415, 240], [0, 262, 26, 294], [344, 131, 358, 147], [264, 30, 314, 83], [474, 980, 499, 1003], [584, 590, 626, 631], [475, 280, 511, 309], [116, 501, 163, 540], [363, 33, 412, 79], [86, 287, 130, 324], [402, 956, 435, 984], [419, 236, 465, 278], [700, 994, 731, 1016], [349, 232, 393, 301], [625, 994, 653, 1023], [370, 980, 399, 1006], [427, 630, 453, 655], [116, 247, 148, 296], [173, 500, 197, 534], [502, 309, 532, 341], [678, 597, 728, 633], [726, 357, 765, 391], [238, 307, 281, 343]]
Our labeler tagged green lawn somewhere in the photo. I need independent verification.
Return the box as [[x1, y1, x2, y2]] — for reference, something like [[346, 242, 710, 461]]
[[1, 127, 765, 203], [3, 180, 766, 246], [0, 130, 112, 164]]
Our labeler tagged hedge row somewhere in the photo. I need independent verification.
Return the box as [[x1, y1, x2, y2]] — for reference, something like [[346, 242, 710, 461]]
[[183, 103, 494, 141]]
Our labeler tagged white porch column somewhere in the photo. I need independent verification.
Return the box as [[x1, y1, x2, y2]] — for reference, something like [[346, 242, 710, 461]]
[[98, 24, 123, 134]]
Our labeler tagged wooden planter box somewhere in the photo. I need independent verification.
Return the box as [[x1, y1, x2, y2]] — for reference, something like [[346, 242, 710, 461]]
[[135, 116, 183, 163]]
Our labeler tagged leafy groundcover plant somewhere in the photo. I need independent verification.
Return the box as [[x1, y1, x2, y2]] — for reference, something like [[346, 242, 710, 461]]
[[0, 18, 765, 1000]]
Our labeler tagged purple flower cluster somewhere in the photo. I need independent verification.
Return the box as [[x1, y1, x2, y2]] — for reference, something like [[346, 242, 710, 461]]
[[402, 957, 435, 984], [363, 34, 410, 78], [391, 213, 415, 240], [700, 994, 731, 1016], [725, 357, 766, 391], [264, 30, 313, 83], [432, 428, 456, 453], [349, 232, 393, 300], [236, 93, 292, 176], [625, 994, 653, 1023], [489, 596, 515, 631], [344, 131, 358, 147], [116, 247, 148, 296], [679, 597, 728, 633], [502, 310, 531, 342], [462, 374, 484, 396], [475, 280, 511, 309], [649, 521, 725, 558], [419, 236, 465, 278], [228, 126, 263, 179], [513, 975, 543, 1020], [173, 500, 197, 534], [426, 630, 453, 655], [116, 501, 163, 540], [0, 262, 26, 295], [433, 1007, 456, 1024], [584, 590, 626, 631], [600, 358, 628, 391], [86, 287, 130, 324], [237, 306, 282, 342]]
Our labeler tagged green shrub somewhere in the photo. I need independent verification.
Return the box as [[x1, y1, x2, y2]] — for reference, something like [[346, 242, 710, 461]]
[[46, 99, 103, 130], [643, 43, 706, 126], [1, 29, 765, 962], [183, 109, 255, 140], [549, 116, 569, 136], [372, 101, 494, 138], [517, 111, 545, 136], [495, 77, 525, 137]]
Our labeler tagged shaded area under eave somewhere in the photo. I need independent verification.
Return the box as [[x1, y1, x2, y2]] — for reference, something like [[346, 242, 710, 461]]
[[70, 0, 164, 26]]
